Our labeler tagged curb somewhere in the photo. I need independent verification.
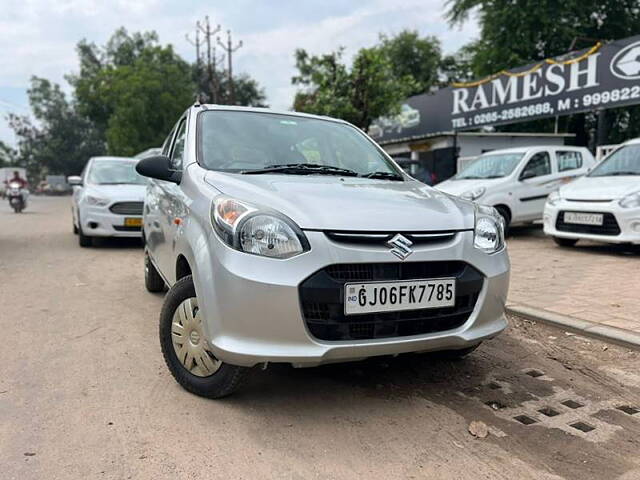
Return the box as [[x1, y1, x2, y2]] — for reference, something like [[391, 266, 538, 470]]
[[506, 303, 640, 350]]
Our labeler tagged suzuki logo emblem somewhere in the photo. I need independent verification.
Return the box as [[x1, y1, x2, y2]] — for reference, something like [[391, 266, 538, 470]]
[[386, 234, 413, 260]]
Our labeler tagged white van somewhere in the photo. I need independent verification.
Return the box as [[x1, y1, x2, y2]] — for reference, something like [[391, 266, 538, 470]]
[[437, 146, 595, 230]]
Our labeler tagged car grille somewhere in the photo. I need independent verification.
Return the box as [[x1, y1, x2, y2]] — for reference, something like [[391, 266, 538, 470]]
[[324, 230, 458, 246], [555, 211, 621, 236], [109, 201, 144, 215], [113, 225, 142, 232], [299, 261, 483, 341]]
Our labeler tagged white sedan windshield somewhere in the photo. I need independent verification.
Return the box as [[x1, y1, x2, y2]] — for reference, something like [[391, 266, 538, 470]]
[[456, 153, 524, 179], [89, 160, 147, 185], [590, 144, 640, 177]]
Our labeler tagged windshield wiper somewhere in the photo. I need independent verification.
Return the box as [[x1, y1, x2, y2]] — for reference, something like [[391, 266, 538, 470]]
[[361, 171, 403, 181], [241, 163, 358, 176]]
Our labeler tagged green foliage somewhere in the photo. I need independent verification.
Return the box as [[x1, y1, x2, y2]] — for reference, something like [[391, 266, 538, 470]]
[[376, 30, 442, 95], [292, 47, 416, 129], [446, 0, 640, 143], [0, 141, 16, 168], [8, 77, 104, 179], [70, 28, 194, 156]]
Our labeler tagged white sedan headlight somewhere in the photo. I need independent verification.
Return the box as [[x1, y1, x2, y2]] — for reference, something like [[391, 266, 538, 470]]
[[546, 191, 561, 206], [461, 187, 486, 201], [85, 195, 109, 207], [211, 197, 308, 259], [619, 191, 640, 209], [474, 205, 505, 254]]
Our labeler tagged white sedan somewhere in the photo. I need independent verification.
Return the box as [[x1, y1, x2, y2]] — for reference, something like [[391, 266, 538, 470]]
[[69, 156, 147, 247], [544, 138, 640, 246]]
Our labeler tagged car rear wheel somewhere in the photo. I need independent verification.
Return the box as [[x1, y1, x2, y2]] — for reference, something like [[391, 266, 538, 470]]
[[144, 251, 165, 293], [553, 237, 578, 247], [494, 206, 511, 236], [159, 275, 249, 398]]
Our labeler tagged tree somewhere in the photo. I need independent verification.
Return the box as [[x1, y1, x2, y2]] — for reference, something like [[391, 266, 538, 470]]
[[8, 77, 104, 179], [446, 0, 640, 143], [0, 141, 16, 168], [377, 30, 442, 96], [292, 47, 416, 129], [70, 28, 195, 155]]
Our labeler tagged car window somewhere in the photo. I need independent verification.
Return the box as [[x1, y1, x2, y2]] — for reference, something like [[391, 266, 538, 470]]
[[170, 119, 187, 171], [521, 151, 551, 178], [88, 160, 146, 185], [557, 151, 583, 172], [589, 144, 640, 177], [161, 125, 177, 157], [198, 111, 400, 176]]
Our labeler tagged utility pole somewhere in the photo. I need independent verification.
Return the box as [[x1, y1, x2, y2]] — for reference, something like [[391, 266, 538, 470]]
[[197, 16, 222, 103], [217, 30, 243, 105]]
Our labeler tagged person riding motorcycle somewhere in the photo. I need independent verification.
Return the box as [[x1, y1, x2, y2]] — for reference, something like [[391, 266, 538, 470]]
[[5, 171, 29, 212], [6, 171, 28, 189]]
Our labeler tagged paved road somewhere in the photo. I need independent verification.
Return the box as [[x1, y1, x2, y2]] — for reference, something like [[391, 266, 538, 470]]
[[2, 197, 640, 480], [507, 225, 640, 333]]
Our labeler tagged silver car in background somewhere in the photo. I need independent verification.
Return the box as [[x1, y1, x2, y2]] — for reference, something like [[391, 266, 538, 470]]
[[136, 105, 510, 398]]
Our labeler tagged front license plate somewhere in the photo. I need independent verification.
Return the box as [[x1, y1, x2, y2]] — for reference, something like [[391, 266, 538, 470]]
[[124, 217, 142, 227], [344, 278, 456, 315], [564, 212, 603, 226]]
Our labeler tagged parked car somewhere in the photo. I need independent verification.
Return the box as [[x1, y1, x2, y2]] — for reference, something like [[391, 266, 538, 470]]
[[44, 175, 71, 195], [135, 105, 510, 398], [69, 156, 147, 247], [436, 146, 595, 231], [543, 137, 640, 247]]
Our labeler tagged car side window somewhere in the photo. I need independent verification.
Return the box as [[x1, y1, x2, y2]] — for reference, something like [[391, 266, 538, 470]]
[[169, 119, 187, 171], [557, 151, 583, 172], [161, 125, 177, 157], [521, 151, 551, 179]]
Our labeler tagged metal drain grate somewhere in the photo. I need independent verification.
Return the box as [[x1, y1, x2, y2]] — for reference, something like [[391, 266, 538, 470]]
[[538, 407, 561, 417], [485, 400, 506, 410], [570, 421, 595, 433], [514, 415, 538, 425], [616, 405, 640, 415], [561, 399, 584, 409]]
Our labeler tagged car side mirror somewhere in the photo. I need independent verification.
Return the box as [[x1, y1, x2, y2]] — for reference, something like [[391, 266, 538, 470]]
[[136, 155, 181, 183], [67, 175, 82, 186]]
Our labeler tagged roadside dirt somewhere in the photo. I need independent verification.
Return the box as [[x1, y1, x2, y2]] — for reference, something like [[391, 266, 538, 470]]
[[1, 197, 639, 480]]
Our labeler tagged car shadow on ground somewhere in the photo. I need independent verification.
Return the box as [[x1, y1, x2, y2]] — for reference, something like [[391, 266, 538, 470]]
[[89, 236, 143, 249]]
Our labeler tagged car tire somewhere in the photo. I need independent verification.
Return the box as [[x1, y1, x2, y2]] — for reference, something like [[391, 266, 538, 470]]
[[553, 237, 578, 247], [159, 275, 249, 398], [494, 206, 511, 236], [73, 221, 78, 235], [78, 223, 92, 247], [433, 343, 481, 360], [144, 251, 165, 293]]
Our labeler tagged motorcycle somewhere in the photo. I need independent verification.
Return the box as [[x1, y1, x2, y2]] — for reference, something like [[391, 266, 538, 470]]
[[7, 182, 27, 213]]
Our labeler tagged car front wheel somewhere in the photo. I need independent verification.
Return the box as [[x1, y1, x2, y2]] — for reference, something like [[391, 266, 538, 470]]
[[159, 275, 249, 398], [553, 237, 578, 247]]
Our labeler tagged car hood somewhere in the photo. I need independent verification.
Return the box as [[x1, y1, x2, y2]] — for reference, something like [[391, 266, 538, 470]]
[[559, 176, 640, 201], [87, 183, 147, 202], [204, 172, 475, 231], [436, 178, 506, 196]]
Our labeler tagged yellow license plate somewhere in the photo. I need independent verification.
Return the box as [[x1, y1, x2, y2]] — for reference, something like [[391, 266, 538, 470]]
[[124, 217, 142, 227]]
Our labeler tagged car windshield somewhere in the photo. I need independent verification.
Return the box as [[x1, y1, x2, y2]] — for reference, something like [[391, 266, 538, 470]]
[[198, 111, 402, 178], [88, 159, 147, 185], [456, 153, 524, 179], [589, 144, 640, 177]]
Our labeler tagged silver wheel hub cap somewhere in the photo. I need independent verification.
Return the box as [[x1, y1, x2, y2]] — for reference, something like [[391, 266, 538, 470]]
[[171, 297, 221, 377]]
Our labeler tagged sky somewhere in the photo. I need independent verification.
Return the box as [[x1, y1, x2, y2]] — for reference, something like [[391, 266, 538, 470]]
[[0, 0, 479, 147]]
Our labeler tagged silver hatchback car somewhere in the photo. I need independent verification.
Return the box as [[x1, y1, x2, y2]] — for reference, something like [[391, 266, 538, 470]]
[[136, 105, 510, 398]]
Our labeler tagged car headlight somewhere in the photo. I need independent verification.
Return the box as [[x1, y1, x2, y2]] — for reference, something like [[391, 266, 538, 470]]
[[474, 204, 504, 254], [547, 191, 561, 206], [85, 195, 109, 207], [461, 187, 486, 201], [211, 196, 309, 259], [619, 191, 640, 209]]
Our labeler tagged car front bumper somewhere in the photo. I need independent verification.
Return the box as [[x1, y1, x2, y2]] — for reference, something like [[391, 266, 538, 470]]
[[195, 230, 510, 368], [543, 200, 640, 244], [79, 205, 142, 238]]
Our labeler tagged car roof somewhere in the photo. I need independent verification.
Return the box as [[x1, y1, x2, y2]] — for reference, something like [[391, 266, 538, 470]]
[[481, 145, 586, 155], [90, 156, 137, 162], [624, 137, 640, 145], [192, 104, 350, 125]]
